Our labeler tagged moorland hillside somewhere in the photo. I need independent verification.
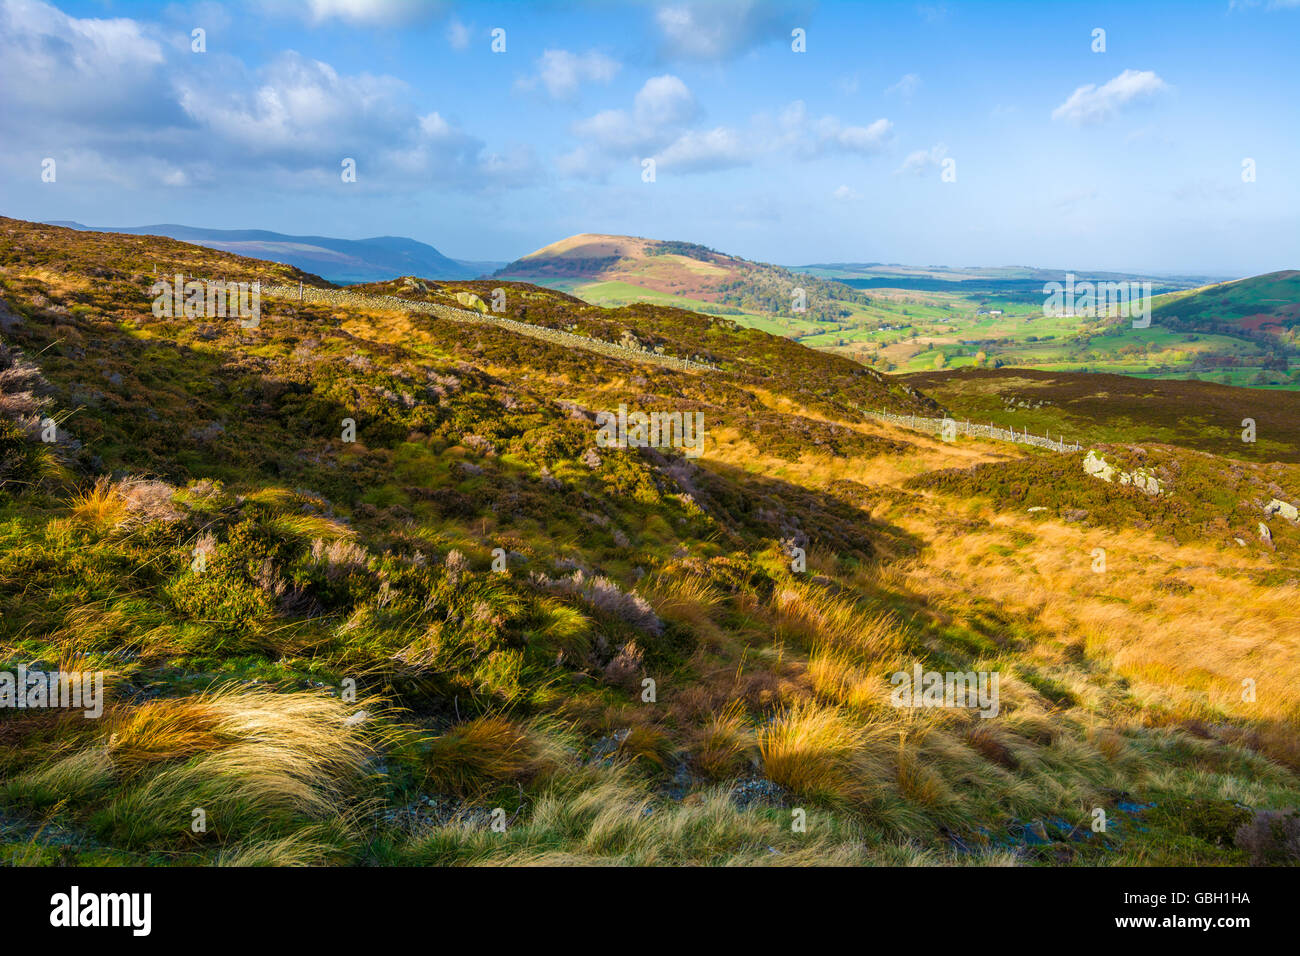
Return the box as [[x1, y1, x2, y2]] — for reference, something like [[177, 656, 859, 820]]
[[1, 217, 1297, 866]]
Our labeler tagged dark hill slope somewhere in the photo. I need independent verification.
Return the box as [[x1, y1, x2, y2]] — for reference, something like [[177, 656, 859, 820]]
[[903, 366, 1300, 463], [46, 220, 483, 283]]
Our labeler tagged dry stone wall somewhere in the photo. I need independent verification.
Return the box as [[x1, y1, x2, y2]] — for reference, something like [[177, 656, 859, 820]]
[[261, 283, 719, 373]]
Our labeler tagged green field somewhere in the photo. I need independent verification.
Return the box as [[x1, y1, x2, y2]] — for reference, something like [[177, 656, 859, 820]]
[[544, 274, 1298, 390]]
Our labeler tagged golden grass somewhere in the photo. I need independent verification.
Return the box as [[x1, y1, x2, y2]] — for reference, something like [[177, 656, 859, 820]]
[[435, 766, 1011, 866], [771, 579, 907, 664], [758, 701, 890, 807], [68, 477, 128, 530], [6, 687, 386, 847], [687, 704, 757, 780], [266, 512, 356, 542], [807, 645, 884, 711], [106, 698, 232, 775], [422, 716, 562, 796], [639, 571, 724, 630], [893, 503, 1300, 761], [617, 724, 675, 769]]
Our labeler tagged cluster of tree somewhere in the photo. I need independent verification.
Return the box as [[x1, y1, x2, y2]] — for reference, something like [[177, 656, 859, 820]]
[[645, 241, 719, 261], [714, 268, 872, 321], [494, 256, 622, 277]]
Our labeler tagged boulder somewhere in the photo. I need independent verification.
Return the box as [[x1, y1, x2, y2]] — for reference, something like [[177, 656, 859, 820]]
[[1083, 449, 1115, 482], [1264, 499, 1299, 523], [454, 291, 488, 313]]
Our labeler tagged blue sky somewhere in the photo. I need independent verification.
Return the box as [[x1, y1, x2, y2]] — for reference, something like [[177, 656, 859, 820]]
[[1, 0, 1298, 275]]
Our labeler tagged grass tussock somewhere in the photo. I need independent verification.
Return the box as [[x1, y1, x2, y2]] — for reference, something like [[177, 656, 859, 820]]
[[5, 686, 384, 853], [421, 717, 563, 797], [758, 701, 890, 808]]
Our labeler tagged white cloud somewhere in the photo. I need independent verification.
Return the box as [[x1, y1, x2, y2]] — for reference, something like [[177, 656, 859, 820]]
[[897, 143, 948, 175], [554, 145, 603, 179], [885, 73, 922, 100], [571, 74, 699, 155], [0, 1, 536, 195], [655, 127, 749, 172], [177, 53, 409, 156], [446, 18, 470, 50], [172, 53, 538, 188], [634, 74, 699, 126], [1051, 69, 1169, 125], [562, 86, 889, 181], [770, 101, 893, 157], [418, 112, 451, 137], [279, 0, 442, 27], [564, 74, 740, 178], [1171, 179, 1242, 203], [653, 0, 806, 61], [833, 184, 863, 202], [0, 0, 168, 121], [1229, 0, 1300, 11], [916, 3, 950, 24], [516, 49, 621, 100], [830, 117, 893, 153]]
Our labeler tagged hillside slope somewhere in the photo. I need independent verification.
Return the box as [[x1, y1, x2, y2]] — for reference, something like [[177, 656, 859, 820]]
[[1152, 270, 1300, 346], [496, 233, 873, 322], [2, 216, 1298, 867]]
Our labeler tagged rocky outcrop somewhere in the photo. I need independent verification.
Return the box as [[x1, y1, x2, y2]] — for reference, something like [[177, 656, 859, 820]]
[[1083, 449, 1163, 495]]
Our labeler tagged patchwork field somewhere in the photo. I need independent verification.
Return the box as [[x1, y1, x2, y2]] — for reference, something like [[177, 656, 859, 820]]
[[517, 247, 1297, 390]]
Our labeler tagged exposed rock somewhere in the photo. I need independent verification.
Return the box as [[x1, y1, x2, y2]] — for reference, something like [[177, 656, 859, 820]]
[[1084, 449, 1163, 495], [0, 297, 22, 333], [729, 778, 789, 810], [1083, 449, 1116, 482], [1120, 468, 1163, 495], [590, 728, 631, 760], [1265, 499, 1299, 523], [454, 291, 488, 313]]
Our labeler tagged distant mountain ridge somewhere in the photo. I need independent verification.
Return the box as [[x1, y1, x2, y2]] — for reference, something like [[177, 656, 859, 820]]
[[44, 221, 501, 284]]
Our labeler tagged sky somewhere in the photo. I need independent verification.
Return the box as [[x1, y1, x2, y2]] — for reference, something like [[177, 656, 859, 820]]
[[1, 0, 1298, 275]]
